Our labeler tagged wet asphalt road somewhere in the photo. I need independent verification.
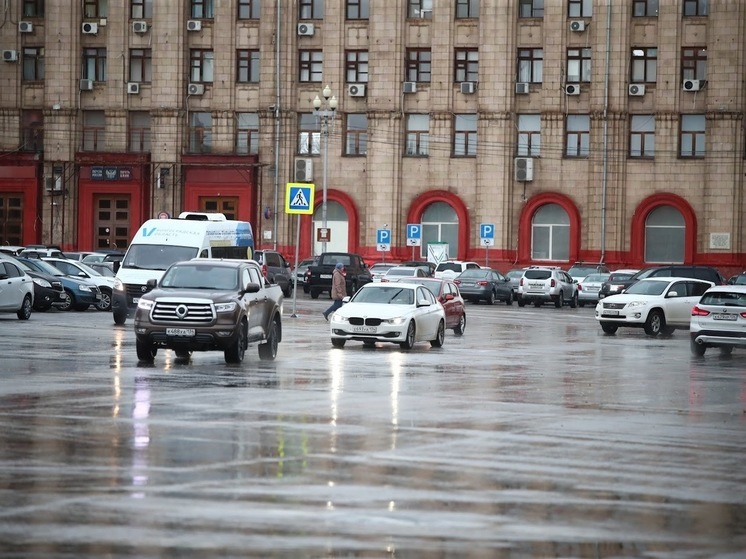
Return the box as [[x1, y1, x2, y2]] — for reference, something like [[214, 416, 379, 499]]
[[0, 294, 745, 559]]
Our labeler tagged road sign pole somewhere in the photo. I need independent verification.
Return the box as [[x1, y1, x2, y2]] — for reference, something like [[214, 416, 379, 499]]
[[291, 213, 301, 318], [485, 244, 489, 268]]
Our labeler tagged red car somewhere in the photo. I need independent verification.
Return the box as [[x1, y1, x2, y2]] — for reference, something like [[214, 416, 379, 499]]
[[398, 277, 466, 336]]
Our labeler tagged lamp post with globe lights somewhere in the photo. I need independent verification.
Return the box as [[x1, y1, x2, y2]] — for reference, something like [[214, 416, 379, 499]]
[[313, 85, 337, 254]]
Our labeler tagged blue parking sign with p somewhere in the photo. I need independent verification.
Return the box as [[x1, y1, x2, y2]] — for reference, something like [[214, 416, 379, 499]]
[[406, 224, 421, 246], [377, 229, 391, 244], [480, 223, 494, 239]]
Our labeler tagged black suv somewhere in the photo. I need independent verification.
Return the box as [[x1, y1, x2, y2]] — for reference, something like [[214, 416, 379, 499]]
[[253, 250, 293, 296], [606, 265, 726, 295]]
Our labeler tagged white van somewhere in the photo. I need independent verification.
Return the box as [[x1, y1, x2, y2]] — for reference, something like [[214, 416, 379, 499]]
[[112, 212, 254, 324]]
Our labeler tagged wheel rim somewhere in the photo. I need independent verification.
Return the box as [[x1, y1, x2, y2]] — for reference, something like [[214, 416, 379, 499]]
[[438, 322, 444, 344], [407, 322, 415, 346], [459, 314, 466, 332], [60, 292, 72, 311], [651, 313, 661, 332], [98, 291, 111, 310], [22, 297, 32, 318]]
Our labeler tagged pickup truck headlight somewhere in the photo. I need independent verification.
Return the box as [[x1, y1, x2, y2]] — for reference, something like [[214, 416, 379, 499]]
[[113, 278, 124, 291], [137, 299, 154, 311], [215, 302, 237, 313]]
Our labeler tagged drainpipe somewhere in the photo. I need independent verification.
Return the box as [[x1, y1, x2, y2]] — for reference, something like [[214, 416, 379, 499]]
[[272, 1, 281, 250], [600, 0, 611, 263]]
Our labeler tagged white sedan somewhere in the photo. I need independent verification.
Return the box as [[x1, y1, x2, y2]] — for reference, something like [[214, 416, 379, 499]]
[[595, 277, 713, 337], [330, 282, 446, 349]]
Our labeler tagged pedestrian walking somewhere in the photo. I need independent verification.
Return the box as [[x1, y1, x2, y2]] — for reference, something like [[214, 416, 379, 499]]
[[323, 262, 346, 321]]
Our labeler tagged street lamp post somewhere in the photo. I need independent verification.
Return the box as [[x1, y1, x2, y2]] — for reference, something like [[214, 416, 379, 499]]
[[313, 85, 337, 254]]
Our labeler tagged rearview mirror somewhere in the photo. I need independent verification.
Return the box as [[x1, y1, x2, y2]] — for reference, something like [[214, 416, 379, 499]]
[[146, 278, 158, 289]]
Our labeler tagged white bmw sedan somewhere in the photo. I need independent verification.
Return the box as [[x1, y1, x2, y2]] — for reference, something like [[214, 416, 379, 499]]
[[329, 282, 446, 349]]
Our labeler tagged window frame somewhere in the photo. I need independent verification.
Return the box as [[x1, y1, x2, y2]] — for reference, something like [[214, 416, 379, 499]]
[[237, 0, 260, 19], [568, 0, 592, 17], [683, 0, 707, 16], [452, 114, 478, 158], [630, 47, 657, 84], [517, 48, 543, 83], [188, 111, 213, 154], [407, 0, 433, 18], [629, 114, 655, 159], [566, 48, 591, 83], [517, 114, 541, 157], [235, 113, 260, 155], [237, 49, 261, 83], [346, 0, 369, 20], [82, 110, 106, 152], [129, 48, 152, 83], [406, 48, 432, 83], [190, 49, 215, 83], [21, 109, 43, 153], [345, 50, 369, 83], [518, 0, 544, 17], [405, 114, 430, 157], [190, 0, 215, 19], [299, 49, 323, 83], [454, 48, 479, 83], [130, 0, 153, 19], [344, 113, 368, 157], [82, 47, 107, 82], [681, 47, 707, 82], [565, 114, 590, 158], [298, 113, 321, 156], [128, 111, 151, 153], [679, 114, 706, 159], [83, 0, 108, 18], [22, 0, 44, 17], [632, 0, 658, 16], [455, 0, 479, 19], [299, 0, 324, 19], [22, 47, 44, 82]]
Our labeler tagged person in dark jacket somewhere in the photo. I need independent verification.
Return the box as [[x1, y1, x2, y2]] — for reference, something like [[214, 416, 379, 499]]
[[323, 262, 346, 321]]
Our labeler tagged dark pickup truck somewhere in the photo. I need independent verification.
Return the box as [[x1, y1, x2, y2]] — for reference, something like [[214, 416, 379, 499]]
[[304, 252, 372, 299]]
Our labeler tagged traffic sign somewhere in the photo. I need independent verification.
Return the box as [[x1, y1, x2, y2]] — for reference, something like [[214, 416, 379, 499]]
[[285, 183, 315, 214], [480, 223, 495, 240], [377, 228, 391, 252], [406, 223, 421, 246]]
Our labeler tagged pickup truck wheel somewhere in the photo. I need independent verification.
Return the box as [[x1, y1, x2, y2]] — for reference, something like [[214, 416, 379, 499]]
[[400, 321, 416, 350], [453, 313, 466, 336], [430, 320, 445, 348], [331, 338, 345, 348], [310, 288, 321, 299], [225, 321, 248, 364], [643, 310, 663, 337], [258, 319, 279, 360], [113, 308, 127, 325], [96, 288, 112, 311], [600, 322, 618, 335], [136, 339, 157, 363], [17, 295, 32, 320]]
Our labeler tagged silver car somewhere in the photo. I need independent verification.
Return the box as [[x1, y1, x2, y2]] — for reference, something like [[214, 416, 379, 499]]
[[577, 273, 610, 307], [517, 266, 578, 308]]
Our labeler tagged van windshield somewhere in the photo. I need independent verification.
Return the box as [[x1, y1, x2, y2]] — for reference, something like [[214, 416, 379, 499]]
[[121, 245, 199, 271]]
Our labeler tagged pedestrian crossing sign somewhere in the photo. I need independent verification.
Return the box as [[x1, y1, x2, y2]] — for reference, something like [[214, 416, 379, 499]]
[[285, 183, 315, 215]]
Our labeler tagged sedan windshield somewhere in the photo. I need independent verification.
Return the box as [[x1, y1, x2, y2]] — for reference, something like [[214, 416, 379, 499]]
[[625, 281, 668, 296], [351, 286, 414, 305]]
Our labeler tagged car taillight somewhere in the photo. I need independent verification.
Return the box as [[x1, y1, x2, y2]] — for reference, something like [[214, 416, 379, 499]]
[[691, 306, 710, 316], [477, 280, 488, 286], [261, 264, 268, 277], [550, 278, 556, 287], [453, 280, 461, 285], [577, 284, 583, 291], [519, 278, 524, 286]]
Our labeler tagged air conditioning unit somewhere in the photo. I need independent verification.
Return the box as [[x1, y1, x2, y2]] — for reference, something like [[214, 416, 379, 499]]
[[515, 82, 529, 94], [127, 82, 140, 94], [569, 20, 585, 32], [348, 83, 366, 97], [460, 81, 476, 94], [514, 157, 534, 182], [18, 21, 33, 33], [45, 176, 63, 192], [565, 84, 580, 95], [187, 20, 202, 31], [420, 9, 432, 19], [79, 79, 94, 91], [628, 83, 645, 96], [297, 23, 314, 36], [403, 81, 417, 94], [294, 158, 313, 182], [188, 83, 205, 95], [683, 79, 700, 92], [2, 50, 18, 62], [82, 22, 98, 34], [132, 21, 148, 33]]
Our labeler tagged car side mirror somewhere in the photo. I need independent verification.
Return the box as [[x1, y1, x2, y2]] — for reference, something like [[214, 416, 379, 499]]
[[444, 293, 454, 301], [243, 282, 261, 294], [78, 272, 87, 278], [417, 299, 431, 307], [146, 278, 158, 289], [666, 291, 678, 298]]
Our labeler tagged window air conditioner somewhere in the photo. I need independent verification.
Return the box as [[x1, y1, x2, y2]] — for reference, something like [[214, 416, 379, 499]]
[[514, 157, 534, 182], [188, 83, 205, 95], [294, 158, 313, 182], [79, 79, 94, 91], [515, 82, 530, 94], [187, 20, 202, 31], [420, 9, 432, 19], [2, 50, 18, 62], [132, 21, 148, 33], [628, 83, 645, 96], [460, 82, 476, 94], [347, 84, 366, 97], [297, 23, 315, 36], [403, 81, 417, 94], [683, 79, 700, 91], [19, 21, 33, 33], [127, 82, 140, 94], [564, 84, 580, 95], [82, 22, 98, 34], [569, 20, 585, 32], [45, 176, 63, 192]]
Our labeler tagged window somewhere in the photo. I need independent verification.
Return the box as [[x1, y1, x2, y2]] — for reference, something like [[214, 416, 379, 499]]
[[345, 114, 368, 156], [683, 0, 707, 16], [632, 0, 658, 16], [82, 110, 106, 152], [82, 48, 107, 82], [517, 48, 543, 83], [299, 50, 323, 83], [565, 115, 590, 158], [568, 0, 591, 17], [519, 0, 544, 17], [238, 0, 260, 19], [237, 50, 260, 83], [453, 115, 477, 157], [630, 47, 657, 83], [566, 48, 591, 83], [454, 49, 478, 83], [682, 47, 707, 81], [129, 49, 152, 83], [408, 0, 432, 18], [680, 114, 705, 158], [455, 0, 479, 18], [346, 0, 369, 19], [406, 49, 431, 83], [22, 47, 44, 82], [21, 110, 43, 153], [130, 0, 153, 18], [190, 0, 214, 19], [298, 113, 321, 155], [532, 204, 569, 261], [128, 111, 151, 153], [421, 202, 458, 259], [83, 0, 108, 18], [405, 114, 429, 156], [645, 206, 684, 263], [190, 49, 214, 83], [23, 0, 44, 17], [517, 114, 541, 157], [345, 50, 369, 83], [189, 112, 212, 153], [236, 113, 259, 155], [299, 0, 323, 19], [629, 115, 655, 158]]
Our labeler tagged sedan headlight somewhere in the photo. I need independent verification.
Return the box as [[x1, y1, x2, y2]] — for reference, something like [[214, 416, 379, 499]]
[[113, 278, 124, 291], [383, 317, 406, 325], [137, 299, 154, 311], [215, 302, 237, 313], [78, 284, 93, 292], [331, 314, 348, 324], [33, 277, 52, 288]]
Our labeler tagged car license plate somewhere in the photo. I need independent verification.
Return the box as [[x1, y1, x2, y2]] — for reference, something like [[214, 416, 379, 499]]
[[166, 328, 196, 337], [587, 286, 599, 291], [132, 297, 140, 304], [352, 326, 376, 333], [712, 314, 737, 321], [603, 310, 619, 316], [320, 274, 332, 279]]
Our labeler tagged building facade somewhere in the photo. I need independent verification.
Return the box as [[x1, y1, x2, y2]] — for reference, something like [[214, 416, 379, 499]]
[[0, 0, 743, 274]]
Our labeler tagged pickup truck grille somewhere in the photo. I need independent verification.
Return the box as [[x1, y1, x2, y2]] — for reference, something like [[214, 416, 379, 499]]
[[152, 302, 214, 323]]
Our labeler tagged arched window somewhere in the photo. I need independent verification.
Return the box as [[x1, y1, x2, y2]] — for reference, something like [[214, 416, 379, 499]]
[[532, 203, 569, 261], [645, 206, 685, 263], [421, 202, 458, 258]]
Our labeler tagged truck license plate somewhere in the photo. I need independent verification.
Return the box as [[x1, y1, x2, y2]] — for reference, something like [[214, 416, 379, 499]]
[[166, 328, 196, 337], [320, 274, 332, 279], [352, 326, 376, 333]]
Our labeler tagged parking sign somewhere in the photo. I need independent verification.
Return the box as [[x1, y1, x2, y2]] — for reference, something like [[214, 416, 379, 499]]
[[377, 228, 391, 252], [480, 223, 495, 247], [406, 224, 421, 246]]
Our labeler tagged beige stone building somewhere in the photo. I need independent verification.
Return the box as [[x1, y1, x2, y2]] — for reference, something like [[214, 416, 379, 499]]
[[0, 0, 743, 274]]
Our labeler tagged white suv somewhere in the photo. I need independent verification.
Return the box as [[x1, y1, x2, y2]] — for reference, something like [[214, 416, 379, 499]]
[[517, 266, 578, 308], [690, 285, 746, 356], [434, 260, 480, 280]]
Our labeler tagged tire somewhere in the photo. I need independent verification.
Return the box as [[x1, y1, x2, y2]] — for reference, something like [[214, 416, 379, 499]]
[[600, 322, 618, 334], [17, 295, 32, 320], [225, 321, 248, 364], [690, 337, 706, 356], [58, 288, 74, 312], [362, 341, 376, 348], [174, 349, 192, 360], [282, 282, 292, 298], [400, 321, 416, 350], [430, 320, 445, 348], [331, 338, 346, 348], [136, 339, 157, 363], [517, 298, 526, 308], [113, 308, 127, 325], [578, 301, 585, 308], [569, 292, 578, 309], [660, 325, 676, 337], [505, 291, 513, 306], [643, 310, 664, 337], [303, 285, 310, 294], [258, 318, 279, 360], [310, 288, 320, 299], [555, 292, 564, 308], [453, 313, 466, 336], [486, 290, 495, 305], [96, 288, 112, 311], [533, 300, 542, 308]]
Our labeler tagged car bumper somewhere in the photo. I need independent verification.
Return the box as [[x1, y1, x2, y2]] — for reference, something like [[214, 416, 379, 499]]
[[595, 308, 647, 325], [134, 326, 241, 351], [459, 288, 492, 300], [331, 323, 408, 343], [578, 291, 600, 302], [690, 330, 746, 347]]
